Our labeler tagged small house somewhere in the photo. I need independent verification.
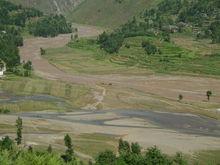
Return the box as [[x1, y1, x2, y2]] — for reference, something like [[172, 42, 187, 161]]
[[0, 60, 6, 77]]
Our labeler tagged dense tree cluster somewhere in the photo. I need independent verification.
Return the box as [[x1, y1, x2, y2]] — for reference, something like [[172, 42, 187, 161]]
[[142, 41, 161, 55], [0, 0, 71, 74], [0, 0, 42, 27], [28, 15, 72, 37], [0, 0, 42, 69], [98, 0, 220, 54], [144, 0, 220, 42], [97, 32, 124, 53], [94, 138, 188, 165], [0, 31, 20, 68]]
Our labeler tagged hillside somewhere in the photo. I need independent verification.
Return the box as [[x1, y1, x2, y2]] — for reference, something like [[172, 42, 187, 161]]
[[9, 0, 84, 14], [67, 0, 159, 28]]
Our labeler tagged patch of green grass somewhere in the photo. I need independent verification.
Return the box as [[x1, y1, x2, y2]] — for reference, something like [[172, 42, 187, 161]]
[[75, 133, 118, 157], [54, 133, 118, 158], [192, 150, 220, 165], [0, 75, 93, 112], [0, 101, 63, 112], [45, 36, 220, 76], [45, 39, 152, 75], [67, 0, 159, 28]]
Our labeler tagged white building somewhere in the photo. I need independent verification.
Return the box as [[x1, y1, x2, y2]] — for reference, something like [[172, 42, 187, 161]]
[[0, 60, 6, 77]]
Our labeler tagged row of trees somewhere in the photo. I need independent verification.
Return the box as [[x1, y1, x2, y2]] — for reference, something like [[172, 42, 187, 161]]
[[28, 15, 72, 37], [95, 139, 188, 165], [0, 117, 189, 165]]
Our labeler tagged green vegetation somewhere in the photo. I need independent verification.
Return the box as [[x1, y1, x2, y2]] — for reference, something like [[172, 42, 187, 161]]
[[28, 15, 72, 37], [15, 117, 22, 145], [0, 75, 93, 112], [206, 91, 212, 101], [0, 0, 72, 77], [0, 136, 80, 164], [46, 36, 220, 76], [94, 138, 188, 165], [193, 150, 220, 165], [67, 0, 158, 28], [9, 0, 83, 14], [0, 0, 41, 69], [62, 134, 75, 162], [0, 109, 10, 114]]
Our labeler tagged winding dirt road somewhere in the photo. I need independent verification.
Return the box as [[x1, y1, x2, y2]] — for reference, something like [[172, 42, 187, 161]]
[[20, 24, 220, 114]]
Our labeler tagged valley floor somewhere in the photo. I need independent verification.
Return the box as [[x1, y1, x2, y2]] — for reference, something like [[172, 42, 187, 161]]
[[0, 24, 219, 162]]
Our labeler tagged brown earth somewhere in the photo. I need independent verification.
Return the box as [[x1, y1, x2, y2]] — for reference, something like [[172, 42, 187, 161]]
[[19, 24, 220, 116]]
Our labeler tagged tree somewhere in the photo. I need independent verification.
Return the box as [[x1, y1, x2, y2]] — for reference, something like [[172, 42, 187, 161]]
[[178, 94, 183, 101], [95, 150, 116, 165], [15, 117, 22, 145], [145, 146, 172, 165], [210, 20, 220, 43], [98, 32, 124, 54], [40, 48, 46, 55], [61, 134, 74, 162], [47, 144, 52, 153], [23, 60, 32, 77], [142, 41, 159, 55], [206, 90, 212, 101], [131, 142, 141, 155], [118, 138, 130, 155]]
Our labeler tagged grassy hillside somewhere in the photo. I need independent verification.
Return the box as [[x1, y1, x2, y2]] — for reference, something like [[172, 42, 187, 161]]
[[9, 0, 84, 14], [67, 0, 159, 28], [45, 36, 220, 76]]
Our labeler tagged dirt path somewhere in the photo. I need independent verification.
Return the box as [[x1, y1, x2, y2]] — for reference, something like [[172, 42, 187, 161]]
[[20, 24, 220, 111]]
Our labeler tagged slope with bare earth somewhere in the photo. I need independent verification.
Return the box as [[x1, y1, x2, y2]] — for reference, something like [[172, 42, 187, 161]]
[[9, 0, 84, 14], [67, 0, 159, 28]]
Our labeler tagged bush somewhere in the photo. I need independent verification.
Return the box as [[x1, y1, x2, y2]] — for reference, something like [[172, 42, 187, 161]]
[[98, 32, 124, 54], [95, 150, 116, 165], [0, 136, 14, 151], [142, 41, 160, 55]]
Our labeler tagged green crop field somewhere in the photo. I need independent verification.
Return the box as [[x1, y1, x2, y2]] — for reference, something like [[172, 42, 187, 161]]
[[45, 36, 220, 77], [0, 75, 93, 112]]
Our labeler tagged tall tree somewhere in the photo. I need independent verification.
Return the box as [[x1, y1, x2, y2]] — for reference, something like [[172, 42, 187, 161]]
[[206, 91, 212, 101], [62, 134, 74, 162], [15, 117, 22, 145]]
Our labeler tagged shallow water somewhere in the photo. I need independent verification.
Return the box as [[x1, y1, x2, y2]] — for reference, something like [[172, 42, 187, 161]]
[[18, 109, 220, 137]]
